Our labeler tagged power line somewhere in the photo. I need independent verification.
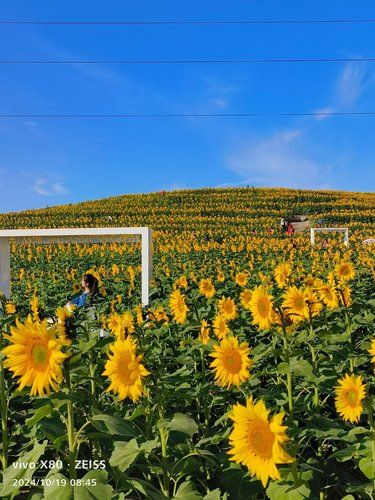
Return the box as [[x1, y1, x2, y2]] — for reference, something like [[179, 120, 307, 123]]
[[0, 57, 374, 65], [0, 18, 375, 25], [0, 112, 373, 118]]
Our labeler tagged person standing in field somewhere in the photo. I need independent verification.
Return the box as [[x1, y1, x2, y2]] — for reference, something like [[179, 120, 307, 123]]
[[67, 273, 99, 308], [286, 223, 294, 236]]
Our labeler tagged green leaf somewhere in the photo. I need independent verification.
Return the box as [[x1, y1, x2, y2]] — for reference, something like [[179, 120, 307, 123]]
[[203, 489, 222, 500], [359, 457, 375, 479], [289, 358, 314, 380], [0, 440, 47, 497], [267, 480, 311, 500], [220, 466, 263, 498], [78, 336, 98, 354], [330, 444, 360, 462], [126, 478, 166, 500], [277, 362, 290, 374], [140, 438, 159, 453], [109, 439, 140, 472], [26, 404, 54, 428], [43, 473, 73, 500], [168, 413, 198, 437], [91, 414, 136, 437], [74, 470, 114, 499], [173, 481, 202, 499]]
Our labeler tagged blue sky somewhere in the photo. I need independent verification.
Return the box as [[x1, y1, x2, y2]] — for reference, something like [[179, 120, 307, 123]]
[[0, 1, 374, 212]]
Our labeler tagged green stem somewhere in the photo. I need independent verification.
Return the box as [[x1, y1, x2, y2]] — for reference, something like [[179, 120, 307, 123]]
[[65, 361, 77, 479], [281, 328, 299, 483], [200, 348, 210, 434], [282, 334, 293, 418], [159, 424, 169, 497], [89, 352, 96, 397], [345, 311, 354, 373], [308, 323, 319, 408], [272, 334, 281, 385]]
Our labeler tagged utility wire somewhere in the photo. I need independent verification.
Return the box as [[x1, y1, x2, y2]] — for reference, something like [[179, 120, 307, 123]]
[[0, 112, 374, 118], [0, 18, 375, 25], [0, 57, 374, 65]]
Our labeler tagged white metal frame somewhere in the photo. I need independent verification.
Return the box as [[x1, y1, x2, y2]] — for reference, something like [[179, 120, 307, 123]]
[[0, 227, 153, 306], [310, 227, 349, 246]]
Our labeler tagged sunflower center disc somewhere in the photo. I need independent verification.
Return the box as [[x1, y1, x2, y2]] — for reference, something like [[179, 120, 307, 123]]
[[248, 421, 275, 459], [224, 350, 242, 373], [31, 343, 49, 370], [294, 297, 304, 309], [118, 355, 139, 384], [257, 299, 269, 318], [346, 389, 358, 406]]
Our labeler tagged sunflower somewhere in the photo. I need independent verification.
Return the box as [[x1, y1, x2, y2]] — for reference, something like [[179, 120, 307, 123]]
[[318, 282, 339, 310], [240, 289, 253, 310], [282, 286, 309, 323], [213, 314, 230, 340], [210, 336, 252, 387], [134, 304, 144, 326], [339, 285, 352, 308], [335, 374, 365, 423], [218, 296, 238, 321], [102, 337, 149, 402], [199, 320, 210, 344], [249, 286, 274, 331], [2, 317, 69, 396], [228, 397, 294, 486], [174, 275, 188, 289], [169, 289, 189, 324], [304, 276, 316, 288], [107, 312, 135, 340], [5, 302, 16, 314], [335, 261, 355, 282], [148, 306, 169, 324], [217, 271, 225, 283], [30, 295, 40, 321], [274, 263, 292, 289], [235, 272, 248, 287], [303, 287, 323, 319], [199, 278, 216, 298], [55, 306, 74, 345], [271, 309, 296, 334]]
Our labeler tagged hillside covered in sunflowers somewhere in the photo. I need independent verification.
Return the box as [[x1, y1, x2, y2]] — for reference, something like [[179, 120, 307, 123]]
[[0, 186, 374, 499]]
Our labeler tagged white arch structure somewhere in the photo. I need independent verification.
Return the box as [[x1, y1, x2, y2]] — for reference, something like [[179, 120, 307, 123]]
[[0, 227, 153, 305], [310, 227, 349, 246]]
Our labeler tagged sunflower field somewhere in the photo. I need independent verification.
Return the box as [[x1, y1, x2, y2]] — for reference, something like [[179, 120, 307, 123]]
[[0, 187, 375, 499]]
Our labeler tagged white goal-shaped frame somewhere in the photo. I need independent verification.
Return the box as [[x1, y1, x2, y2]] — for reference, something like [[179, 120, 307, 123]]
[[310, 227, 349, 246], [0, 227, 153, 305]]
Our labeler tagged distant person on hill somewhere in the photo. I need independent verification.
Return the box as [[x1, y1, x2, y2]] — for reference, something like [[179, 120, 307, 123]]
[[286, 223, 294, 236], [280, 218, 288, 233], [67, 273, 99, 308]]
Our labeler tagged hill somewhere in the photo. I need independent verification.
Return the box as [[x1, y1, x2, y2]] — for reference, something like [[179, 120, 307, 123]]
[[1, 187, 374, 236]]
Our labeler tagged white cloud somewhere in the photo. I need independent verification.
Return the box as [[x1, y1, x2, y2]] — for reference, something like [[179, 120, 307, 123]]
[[31, 178, 68, 196], [336, 62, 367, 106], [314, 60, 372, 119], [226, 129, 334, 189], [195, 76, 238, 112]]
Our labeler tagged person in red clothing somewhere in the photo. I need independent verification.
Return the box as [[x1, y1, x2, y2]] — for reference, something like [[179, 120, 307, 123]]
[[286, 223, 294, 236]]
